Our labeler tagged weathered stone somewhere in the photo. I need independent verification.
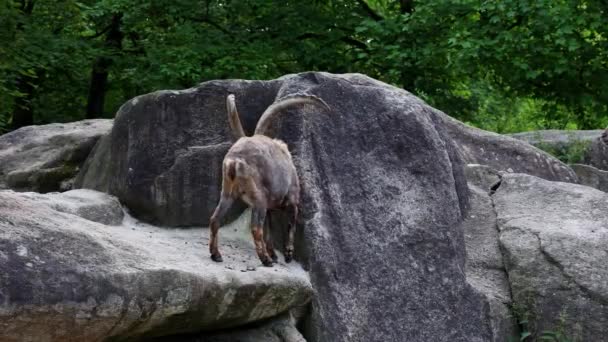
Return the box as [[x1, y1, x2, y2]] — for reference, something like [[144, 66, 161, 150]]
[[73, 132, 113, 193], [152, 313, 306, 342], [440, 118, 578, 183], [494, 173, 608, 340], [0, 190, 312, 341], [267, 73, 490, 341], [0, 119, 112, 193], [583, 137, 608, 171], [75, 83, 277, 226], [463, 185, 519, 341], [77, 72, 494, 341], [570, 163, 608, 192], [464, 164, 502, 192], [16, 189, 124, 225]]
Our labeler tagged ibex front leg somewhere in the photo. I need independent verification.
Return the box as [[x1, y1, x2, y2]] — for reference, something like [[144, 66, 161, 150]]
[[285, 204, 298, 263], [251, 207, 273, 267]]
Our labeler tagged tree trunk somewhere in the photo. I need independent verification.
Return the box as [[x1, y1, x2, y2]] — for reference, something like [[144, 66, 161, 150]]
[[399, 0, 415, 91], [10, 0, 36, 129], [400, 0, 414, 14], [11, 76, 35, 129], [86, 14, 123, 119]]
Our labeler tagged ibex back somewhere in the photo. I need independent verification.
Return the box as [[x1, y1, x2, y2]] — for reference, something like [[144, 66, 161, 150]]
[[209, 93, 330, 266]]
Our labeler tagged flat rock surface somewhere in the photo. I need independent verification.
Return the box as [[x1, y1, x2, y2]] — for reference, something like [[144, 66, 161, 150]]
[[0, 190, 312, 341], [494, 173, 608, 340], [16, 188, 124, 225]]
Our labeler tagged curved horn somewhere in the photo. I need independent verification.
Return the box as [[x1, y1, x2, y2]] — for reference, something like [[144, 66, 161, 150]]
[[254, 94, 330, 136]]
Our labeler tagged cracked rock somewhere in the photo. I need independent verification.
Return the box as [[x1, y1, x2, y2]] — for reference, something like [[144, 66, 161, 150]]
[[462, 184, 519, 341], [493, 173, 608, 340]]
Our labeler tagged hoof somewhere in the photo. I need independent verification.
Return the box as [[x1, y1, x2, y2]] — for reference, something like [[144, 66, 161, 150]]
[[262, 259, 274, 267], [271, 254, 279, 263], [211, 254, 223, 262], [285, 249, 294, 263]]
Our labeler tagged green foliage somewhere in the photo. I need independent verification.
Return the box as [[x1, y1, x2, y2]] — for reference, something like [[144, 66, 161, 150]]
[[510, 295, 577, 342], [534, 136, 592, 164], [0, 0, 606, 132]]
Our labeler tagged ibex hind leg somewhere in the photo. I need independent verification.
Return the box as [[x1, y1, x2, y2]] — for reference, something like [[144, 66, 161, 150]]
[[285, 204, 298, 263], [265, 210, 279, 263], [209, 195, 234, 262], [252, 207, 273, 267]]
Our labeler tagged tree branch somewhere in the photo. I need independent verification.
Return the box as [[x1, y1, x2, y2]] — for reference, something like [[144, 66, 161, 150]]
[[400, 0, 414, 14], [297, 32, 368, 51], [83, 25, 113, 39], [187, 16, 230, 35]]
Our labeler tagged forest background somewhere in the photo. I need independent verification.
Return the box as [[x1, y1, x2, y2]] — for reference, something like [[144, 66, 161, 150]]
[[1, 0, 606, 134]]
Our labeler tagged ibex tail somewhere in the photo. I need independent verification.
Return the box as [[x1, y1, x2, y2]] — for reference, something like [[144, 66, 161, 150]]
[[226, 94, 246, 141]]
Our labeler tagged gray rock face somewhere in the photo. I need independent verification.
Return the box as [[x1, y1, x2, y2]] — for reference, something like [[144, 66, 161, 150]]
[[73, 132, 113, 193], [583, 137, 608, 171], [76, 72, 494, 341], [571, 163, 608, 192], [0, 119, 112, 193], [269, 73, 490, 341], [0, 190, 312, 341], [464, 164, 502, 191], [462, 184, 518, 341], [440, 117, 578, 183], [153, 313, 306, 342], [494, 173, 608, 340], [75, 83, 274, 226]]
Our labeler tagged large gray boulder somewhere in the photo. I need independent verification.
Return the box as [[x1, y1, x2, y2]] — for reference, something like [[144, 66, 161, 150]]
[[78, 72, 492, 341], [0, 119, 112, 193], [583, 137, 608, 171], [440, 118, 578, 183], [264, 73, 491, 341], [571, 163, 608, 192], [494, 173, 608, 340], [508, 129, 608, 172], [0, 190, 312, 341]]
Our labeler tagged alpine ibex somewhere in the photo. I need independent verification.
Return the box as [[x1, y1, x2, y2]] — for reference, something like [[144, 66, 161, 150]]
[[209, 93, 330, 267]]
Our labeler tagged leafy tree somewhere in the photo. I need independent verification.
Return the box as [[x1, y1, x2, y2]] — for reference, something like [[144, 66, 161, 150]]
[[0, 0, 606, 133]]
